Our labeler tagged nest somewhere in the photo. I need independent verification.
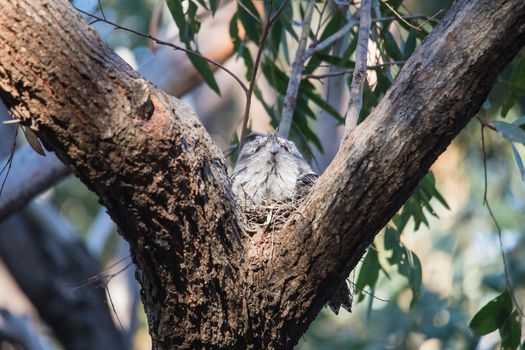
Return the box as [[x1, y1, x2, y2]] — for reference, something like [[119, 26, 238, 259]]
[[239, 196, 304, 235]]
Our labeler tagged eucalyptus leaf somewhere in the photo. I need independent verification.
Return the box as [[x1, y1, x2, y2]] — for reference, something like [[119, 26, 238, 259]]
[[500, 310, 521, 350], [187, 52, 221, 95], [469, 291, 513, 335], [511, 144, 525, 180], [494, 121, 525, 144], [356, 249, 380, 302]]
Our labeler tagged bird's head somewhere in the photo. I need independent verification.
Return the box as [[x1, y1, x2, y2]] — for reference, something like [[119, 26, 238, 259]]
[[235, 134, 307, 169]]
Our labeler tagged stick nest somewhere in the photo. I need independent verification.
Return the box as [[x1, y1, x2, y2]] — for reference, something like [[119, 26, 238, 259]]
[[239, 196, 304, 235]]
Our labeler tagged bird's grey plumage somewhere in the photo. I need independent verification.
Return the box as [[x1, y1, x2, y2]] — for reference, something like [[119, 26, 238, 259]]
[[232, 135, 315, 205], [232, 135, 352, 314]]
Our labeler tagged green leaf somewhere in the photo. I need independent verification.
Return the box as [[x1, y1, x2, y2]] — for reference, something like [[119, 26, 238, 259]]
[[314, 53, 355, 68], [355, 249, 381, 302], [407, 251, 422, 308], [209, 0, 219, 14], [166, 0, 200, 43], [382, 30, 403, 61], [403, 30, 417, 58], [237, 0, 262, 42], [470, 291, 513, 335], [384, 227, 399, 250], [500, 310, 521, 350], [501, 54, 525, 118], [229, 14, 254, 79], [301, 81, 345, 123], [194, 0, 209, 10], [186, 52, 221, 95]]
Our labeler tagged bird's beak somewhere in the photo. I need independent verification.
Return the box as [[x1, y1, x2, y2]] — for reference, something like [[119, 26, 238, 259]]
[[270, 139, 279, 155]]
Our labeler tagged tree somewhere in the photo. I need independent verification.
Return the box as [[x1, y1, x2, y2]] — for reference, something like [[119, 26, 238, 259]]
[[0, 0, 524, 349]]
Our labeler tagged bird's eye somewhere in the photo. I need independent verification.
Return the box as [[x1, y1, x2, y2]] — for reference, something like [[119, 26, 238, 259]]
[[282, 144, 292, 152]]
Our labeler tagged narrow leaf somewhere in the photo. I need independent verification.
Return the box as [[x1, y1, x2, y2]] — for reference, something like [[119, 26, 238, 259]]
[[500, 310, 521, 350], [494, 121, 525, 144], [186, 52, 221, 95], [511, 144, 525, 180], [22, 126, 45, 156]]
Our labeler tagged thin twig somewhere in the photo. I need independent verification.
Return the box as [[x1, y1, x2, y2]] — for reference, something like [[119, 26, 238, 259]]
[[344, 0, 372, 136], [303, 61, 405, 80], [303, 16, 359, 60], [0, 127, 18, 198], [479, 122, 525, 318], [372, 14, 437, 24], [313, 2, 330, 40], [106, 284, 125, 331], [277, 0, 316, 139], [415, 9, 443, 30], [238, 0, 290, 152], [76, 7, 248, 94], [97, 0, 106, 20], [379, 0, 421, 31], [237, 0, 262, 24]]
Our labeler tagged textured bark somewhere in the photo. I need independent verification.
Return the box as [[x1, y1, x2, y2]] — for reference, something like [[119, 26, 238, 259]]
[[0, 0, 524, 349], [0, 2, 245, 348], [0, 108, 125, 350]]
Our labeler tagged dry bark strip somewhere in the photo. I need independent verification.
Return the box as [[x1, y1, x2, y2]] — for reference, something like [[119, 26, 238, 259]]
[[0, 0, 524, 349]]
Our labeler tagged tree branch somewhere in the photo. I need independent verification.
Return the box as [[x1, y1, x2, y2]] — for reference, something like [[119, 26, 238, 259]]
[[277, 0, 316, 139], [303, 61, 405, 80], [0, 144, 69, 220], [0, 2, 240, 220], [303, 16, 359, 60], [344, 0, 372, 135], [0, 103, 125, 349]]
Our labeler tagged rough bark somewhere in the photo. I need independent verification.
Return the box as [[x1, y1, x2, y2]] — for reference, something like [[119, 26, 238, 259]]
[[0, 0, 524, 349], [0, 109, 125, 350], [0, 2, 245, 348]]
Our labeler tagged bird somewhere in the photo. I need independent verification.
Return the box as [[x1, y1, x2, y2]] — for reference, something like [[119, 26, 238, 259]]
[[231, 134, 352, 314], [232, 134, 316, 206]]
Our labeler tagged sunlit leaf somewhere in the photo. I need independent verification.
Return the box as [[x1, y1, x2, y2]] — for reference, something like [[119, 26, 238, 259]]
[[494, 121, 525, 144]]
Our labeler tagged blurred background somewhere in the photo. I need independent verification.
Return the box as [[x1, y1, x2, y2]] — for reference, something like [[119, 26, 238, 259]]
[[1, 0, 524, 349]]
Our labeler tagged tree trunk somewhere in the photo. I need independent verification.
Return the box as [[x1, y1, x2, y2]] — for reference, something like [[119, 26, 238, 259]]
[[0, 109, 125, 350], [0, 0, 524, 349]]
